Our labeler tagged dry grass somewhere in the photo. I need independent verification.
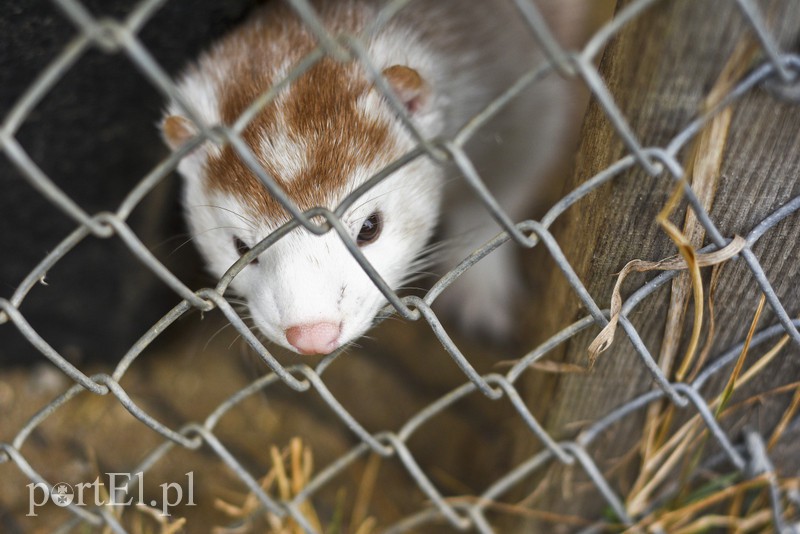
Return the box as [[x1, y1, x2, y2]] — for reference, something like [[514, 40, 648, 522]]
[[209, 438, 376, 534], [96, 438, 377, 534], [564, 31, 800, 534]]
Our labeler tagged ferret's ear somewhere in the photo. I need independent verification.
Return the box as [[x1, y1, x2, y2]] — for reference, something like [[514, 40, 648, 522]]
[[381, 65, 430, 115], [161, 115, 198, 150]]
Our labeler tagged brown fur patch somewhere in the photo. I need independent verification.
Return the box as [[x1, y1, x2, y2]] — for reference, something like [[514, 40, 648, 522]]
[[202, 2, 398, 224]]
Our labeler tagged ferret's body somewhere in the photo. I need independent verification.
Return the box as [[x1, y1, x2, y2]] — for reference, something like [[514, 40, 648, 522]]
[[163, 0, 581, 354]]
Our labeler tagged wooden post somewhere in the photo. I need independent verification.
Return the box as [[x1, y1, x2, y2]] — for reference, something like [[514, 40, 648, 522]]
[[516, 0, 800, 524]]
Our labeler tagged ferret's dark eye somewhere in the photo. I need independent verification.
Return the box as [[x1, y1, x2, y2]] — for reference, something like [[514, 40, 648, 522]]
[[233, 236, 258, 264], [357, 212, 383, 246]]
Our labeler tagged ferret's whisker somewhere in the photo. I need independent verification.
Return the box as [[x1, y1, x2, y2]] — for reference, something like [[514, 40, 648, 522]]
[[150, 232, 194, 252], [376, 314, 405, 324], [346, 183, 418, 218], [396, 285, 429, 293], [170, 225, 253, 255], [204, 321, 236, 351], [228, 333, 244, 350], [194, 204, 259, 230]]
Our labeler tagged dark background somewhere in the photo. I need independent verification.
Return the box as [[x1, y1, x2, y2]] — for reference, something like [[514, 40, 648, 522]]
[[0, 0, 266, 365]]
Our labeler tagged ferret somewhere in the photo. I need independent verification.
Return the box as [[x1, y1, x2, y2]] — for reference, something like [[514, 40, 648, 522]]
[[161, 0, 582, 355]]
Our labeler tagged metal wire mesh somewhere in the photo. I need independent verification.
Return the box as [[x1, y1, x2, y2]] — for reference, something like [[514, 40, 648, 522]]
[[2, 0, 799, 532]]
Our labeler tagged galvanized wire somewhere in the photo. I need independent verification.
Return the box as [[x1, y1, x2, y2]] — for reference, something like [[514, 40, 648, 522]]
[[1, 0, 799, 532]]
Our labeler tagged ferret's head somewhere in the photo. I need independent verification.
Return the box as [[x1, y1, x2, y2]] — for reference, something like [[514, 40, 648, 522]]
[[163, 54, 445, 355]]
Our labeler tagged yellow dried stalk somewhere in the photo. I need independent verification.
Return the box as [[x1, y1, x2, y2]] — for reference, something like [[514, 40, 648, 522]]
[[587, 233, 745, 365], [629, 35, 759, 504]]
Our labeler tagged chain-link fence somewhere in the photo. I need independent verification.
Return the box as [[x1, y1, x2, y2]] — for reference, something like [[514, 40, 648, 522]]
[[2, 0, 800, 532]]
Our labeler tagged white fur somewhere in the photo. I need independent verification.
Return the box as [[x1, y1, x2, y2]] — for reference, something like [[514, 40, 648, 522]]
[[182, 155, 441, 352], [166, 0, 579, 352], [259, 126, 307, 184]]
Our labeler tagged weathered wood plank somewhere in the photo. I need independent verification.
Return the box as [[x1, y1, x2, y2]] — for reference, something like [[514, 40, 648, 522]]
[[517, 0, 800, 524]]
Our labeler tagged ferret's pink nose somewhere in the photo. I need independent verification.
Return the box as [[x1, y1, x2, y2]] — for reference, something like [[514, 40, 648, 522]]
[[284, 322, 341, 355]]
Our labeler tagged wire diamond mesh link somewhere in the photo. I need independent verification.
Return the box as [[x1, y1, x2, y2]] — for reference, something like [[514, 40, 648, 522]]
[[1, 0, 799, 532]]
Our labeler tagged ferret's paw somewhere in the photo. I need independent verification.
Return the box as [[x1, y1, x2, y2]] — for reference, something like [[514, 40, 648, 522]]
[[434, 245, 522, 342]]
